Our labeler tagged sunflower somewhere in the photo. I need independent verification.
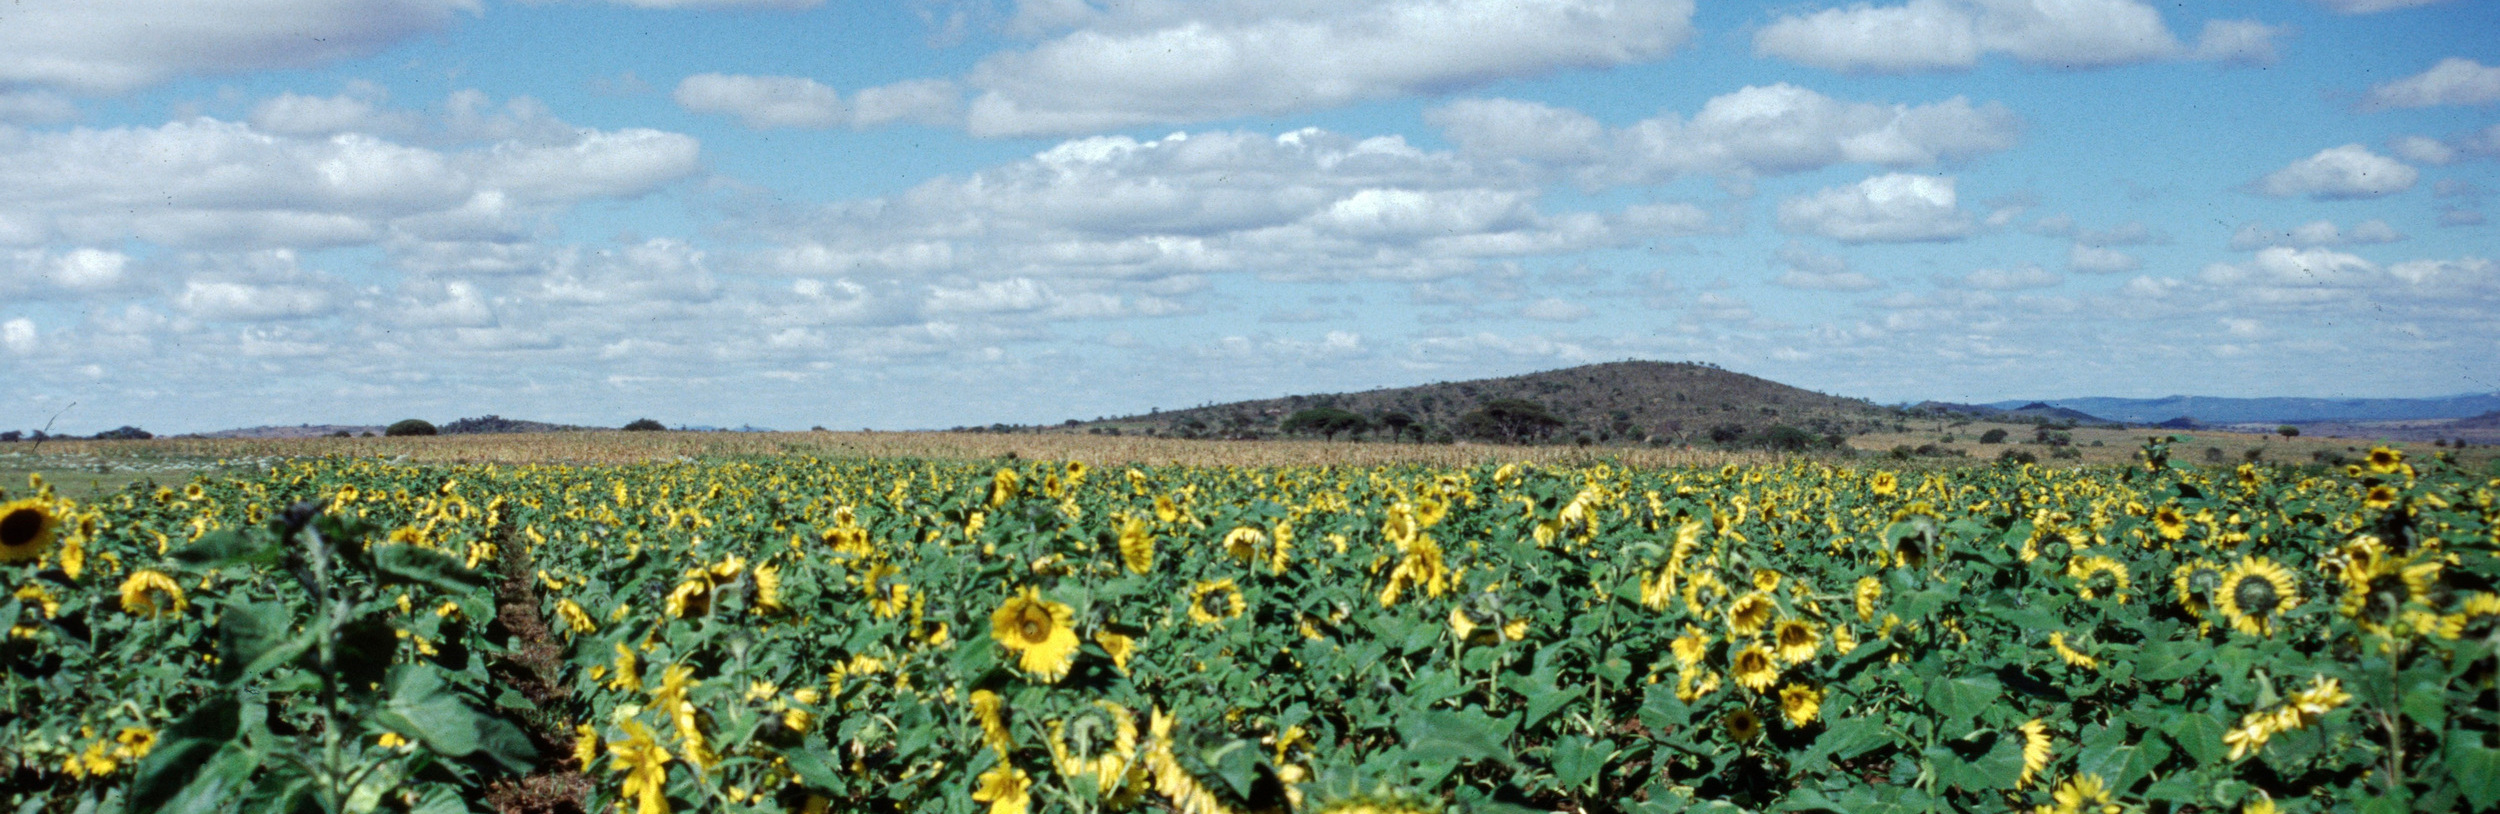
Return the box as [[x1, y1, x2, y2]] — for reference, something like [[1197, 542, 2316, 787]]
[[1188, 579, 1246, 626], [2049, 632, 2097, 670], [2172, 559, 2222, 619], [2151, 505, 2188, 541], [1222, 526, 1268, 565], [1854, 576, 1882, 622], [1732, 644, 1779, 692], [2018, 719, 2052, 788], [1870, 472, 1898, 496], [1670, 625, 1710, 670], [665, 572, 711, 618], [864, 562, 910, 618], [14, 583, 60, 618], [2365, 446, 2403, 474], [2338, 553, 2438, 634], [1778, 683, 1823, 727], [751, 564, 784, 614], [970, 689, 1014, 752], [1094, 627, 1137, 673], [118, 570, 188, 618], [987, 468, 1022, 509], [1727, 591, 1775, 637], [2052, 773, 2118, 814], [1724, 707, 1762, 742], [1049, 701, 1140, 798], [972, 763, 1032, 814], [1751, 568, 1782, 592], [1773, 618, 1820, 664], [2066, 555, 2130, 603], [990, 587, 1079, 682], [1118, 516, 1156, 574], [0, 498, 60, 563], [2215, 557, 2299, 637], [607, 719, 673, 814], [2362, 484, 2398, 510], [1378, 535, 1449, 607]]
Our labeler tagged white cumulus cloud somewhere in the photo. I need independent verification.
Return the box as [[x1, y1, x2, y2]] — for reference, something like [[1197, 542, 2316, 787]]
[[2249, 145, 2417, 199], [2310, 0, 2455, 14], [1776, 173, 1976, 243], [1753, 0, 2202, 73], [2067, 244, 2141, 274], [0, 0, 479, 94], [2228, 219, 2406, 250], [2362, 58, 2500, 111], [1430, 84, 2020, 185], [962, 0, 1697, 137], [674, 74, 843, 129]]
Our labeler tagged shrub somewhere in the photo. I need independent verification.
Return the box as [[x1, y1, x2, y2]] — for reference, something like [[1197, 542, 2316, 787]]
[[384, 419, 437, 437], [623, 418, 666, 432], [1979, 428, 2009, 444], [92, 426, 153, 440], [1998, 448, 2038, 465]]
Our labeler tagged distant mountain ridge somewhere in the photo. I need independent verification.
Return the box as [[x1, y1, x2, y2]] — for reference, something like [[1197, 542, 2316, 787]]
[[1989, 394, 2500, 425]]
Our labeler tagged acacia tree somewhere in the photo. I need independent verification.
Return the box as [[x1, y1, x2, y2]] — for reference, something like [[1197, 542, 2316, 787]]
[[1378, 411, 1419, 442], [1455, 398, 1564, 444], [1281, 408, 1369, 441]]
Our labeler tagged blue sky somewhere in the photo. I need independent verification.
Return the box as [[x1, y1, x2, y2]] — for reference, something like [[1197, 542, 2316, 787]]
[[1, 0, 2495, 434]]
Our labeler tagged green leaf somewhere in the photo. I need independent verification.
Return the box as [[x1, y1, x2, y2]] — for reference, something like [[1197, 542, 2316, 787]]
[[1399, 707, 1518, 768], [374, 665, 536, 774], [368, 544, 491, 593], [2402, 679, 2447, 732], [2077, 726, 2171, 790], [2135, 639, 2211, 682], [127, 696, 244, 812], [215, 601, 310, 684], [171, 529, 281, 569], [1549, 736, 1614, 790], [2166, 713, 2227, 766], [1926, 675, 2001, 726], [782, 744, 847, 793], [2447, 736, 2500, 810]]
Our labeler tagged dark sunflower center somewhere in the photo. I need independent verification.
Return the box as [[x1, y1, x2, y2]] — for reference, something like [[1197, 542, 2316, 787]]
[[1781, 626, 1810, 646], [1201, 591, 1229, 616], [2232, 576, 2280, 615], [0, 508, 37, 547], [2190, 569, 2221, 595], [1019, 614, 1047, 642]]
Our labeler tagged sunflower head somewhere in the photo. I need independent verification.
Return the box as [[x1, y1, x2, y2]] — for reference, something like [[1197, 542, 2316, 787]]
[[1189, 579, 1246, 626], [0, 498, 61, 563], [1732, 644, 1780, 692], [1727, 592, 1775, 637], [1778, 683, 1823, 727], [2363, 484, 2399, 511], [2152, 505, 2188, 541], [990, 587, 1079, 682], [1854, 576, 1883, 622], [1724, 707, 1762, 742], [118, 570, 189, 618], [1773, 619, 1820, 664], [2366, 446, 2403, 474], [2017, 719, 2052, 788], [2216, 557, 2299, 637]]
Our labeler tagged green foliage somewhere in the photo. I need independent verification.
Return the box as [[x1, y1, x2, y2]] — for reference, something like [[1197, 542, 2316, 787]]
[[6, 442, 2493, 814], [1456, 399, 1564, 444], [1282, 407, 1370, 441], [623, 418, 667, 432]]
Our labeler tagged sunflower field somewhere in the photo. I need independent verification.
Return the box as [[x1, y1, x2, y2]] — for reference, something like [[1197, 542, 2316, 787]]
[[3, 439, 2497, 814]]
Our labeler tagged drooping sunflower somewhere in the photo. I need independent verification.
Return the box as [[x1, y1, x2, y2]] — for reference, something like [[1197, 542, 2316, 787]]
[[607, 719, 673, 814], [1724, 706, 1762, 742], [972, 763, 1032, 814], [1221, 526, 1268, 565], [1118, 516, 1155, 574], [2049, 632, 2098, 670], [1773, 618, 1820, 665], [990, 587, 1079, 682], [1726, 591, 1775, 637], [0, 498, 60, 563], [970, 689, 1014, 753], [1049, 701, 1141, 798], [1854, 576, 1882, 622], [1778, 683, 1823, 727], [118, 570, 188, 618], [555, 598, 597, 635], [987, 467, 1022, 509], [864, 561, 910, 618], [2066, 555, 2131, 603], [751, 564, 784, 614], [2052, 773, 2117, 814], [1732, 644, 1779, 692], [2172, 559, 2222, 619], [1188, 579, 1246, 626], [2018, 719, 2052, 788], [1094, 627, 1138, 674], [2215, 556, 2299, 637], [1670, 625, 1711, 670]]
